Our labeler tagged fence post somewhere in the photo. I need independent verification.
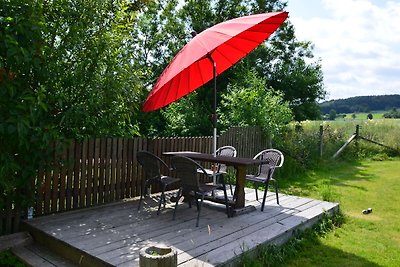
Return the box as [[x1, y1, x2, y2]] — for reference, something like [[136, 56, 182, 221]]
[[355, 124, 360, 151], [319, 125, 323, 158]]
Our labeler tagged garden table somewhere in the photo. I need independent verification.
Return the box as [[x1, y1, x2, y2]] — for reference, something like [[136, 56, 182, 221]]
[[163, 151, 268, 211]]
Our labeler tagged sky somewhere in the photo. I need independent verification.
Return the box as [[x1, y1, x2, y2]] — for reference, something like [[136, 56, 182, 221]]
[[286, 0, 400, 100]]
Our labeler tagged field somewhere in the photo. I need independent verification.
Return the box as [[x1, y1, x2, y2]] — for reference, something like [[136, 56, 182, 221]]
[[337, 111, 386, 120], [280, 158, 400, 267], [241, 118, 400, 266], [241, 158, 400, 267]]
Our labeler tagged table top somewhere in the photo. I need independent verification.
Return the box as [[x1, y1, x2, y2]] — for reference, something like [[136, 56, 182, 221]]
[[163, 151, 267, 166]]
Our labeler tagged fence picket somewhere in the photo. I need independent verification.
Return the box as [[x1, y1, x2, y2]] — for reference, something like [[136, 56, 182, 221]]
[[36, 165, 45, 215], [98, 138, 106, 204], [86, 139, 94, 206], [79, 140, 87, 208], [1, 126, 271, 235], [93, 139, 100, 205], [59, 144, 68, 212]]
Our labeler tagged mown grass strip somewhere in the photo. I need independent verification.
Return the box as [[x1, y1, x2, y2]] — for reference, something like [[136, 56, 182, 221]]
[[241, 157, 400, 267]]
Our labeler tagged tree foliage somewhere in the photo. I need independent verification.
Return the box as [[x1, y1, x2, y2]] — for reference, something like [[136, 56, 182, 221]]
[[136, 0, 325, 136], [329, 109, 337, 121], [41, 0, 144, 138], [320, 95, 400, 115], [1, 0, 327, 210], [219, 70, 292, 139], [128, 0, 188, 136], [383, 108, 400, 119], [1, 0, 49, 208], [0, 0, 145, 209]]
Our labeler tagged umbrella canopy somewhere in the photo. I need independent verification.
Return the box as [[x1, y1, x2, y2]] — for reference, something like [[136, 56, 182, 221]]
[[142, 11, 288, 112]]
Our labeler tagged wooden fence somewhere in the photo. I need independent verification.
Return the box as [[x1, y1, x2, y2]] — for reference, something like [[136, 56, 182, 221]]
[[0, 126, 267, 235]]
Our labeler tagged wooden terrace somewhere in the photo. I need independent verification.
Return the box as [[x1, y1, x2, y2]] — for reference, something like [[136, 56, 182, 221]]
[[19, 188, 339, 266]]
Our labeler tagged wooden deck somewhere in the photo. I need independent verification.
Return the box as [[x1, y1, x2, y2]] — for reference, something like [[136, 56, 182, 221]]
[[22, 188, 339, 267]]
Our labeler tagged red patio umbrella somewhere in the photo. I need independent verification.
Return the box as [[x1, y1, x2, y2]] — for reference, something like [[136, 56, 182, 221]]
[[142, 12, 288, 155]]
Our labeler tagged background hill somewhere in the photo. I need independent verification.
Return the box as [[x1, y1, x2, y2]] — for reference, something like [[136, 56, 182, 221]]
[[319, 94, 400, 114]]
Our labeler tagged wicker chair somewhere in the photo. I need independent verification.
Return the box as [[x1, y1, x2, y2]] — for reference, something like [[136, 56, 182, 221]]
[[198, 146, 237, 195], [245, 149, 284, 211], [137, 151, 180, 215], [171, 155, 231, 227]]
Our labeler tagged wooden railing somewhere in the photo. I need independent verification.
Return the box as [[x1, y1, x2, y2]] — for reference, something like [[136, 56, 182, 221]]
[[1, 127, 267, 235]]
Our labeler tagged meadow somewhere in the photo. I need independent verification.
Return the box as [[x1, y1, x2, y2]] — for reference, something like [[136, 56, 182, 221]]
[[336, 111, 386, 120], [241, 118, 400, 266]]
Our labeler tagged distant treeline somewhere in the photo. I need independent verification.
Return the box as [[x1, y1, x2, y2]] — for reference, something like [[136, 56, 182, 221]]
[[320, 95, 400, 114]]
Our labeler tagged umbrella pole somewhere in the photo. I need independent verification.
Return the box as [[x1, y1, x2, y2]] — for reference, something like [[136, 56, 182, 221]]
[[211, 57, 217, 185], [212, 59, 217, 158]]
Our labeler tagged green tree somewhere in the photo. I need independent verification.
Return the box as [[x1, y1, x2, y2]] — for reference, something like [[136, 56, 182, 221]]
[[129, 0, 188, 136], [329, 109, 337, 120], [1, 0, 145, 210], [383, 108, 400, 118], [41, 0, 143, 138], [136, 0, 325, 136], [248, 12, 325, 121], [1, 0, 50, 209], [219, 70, 293, 139]]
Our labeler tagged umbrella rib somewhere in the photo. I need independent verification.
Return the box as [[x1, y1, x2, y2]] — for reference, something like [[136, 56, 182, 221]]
[[173, 68, 184, 103], [212, 48, 235, 71], [196, 60, 206, 89], [211, 38, 257, 67], [208, 31, 273, 58], [226, 37, 257, 55]]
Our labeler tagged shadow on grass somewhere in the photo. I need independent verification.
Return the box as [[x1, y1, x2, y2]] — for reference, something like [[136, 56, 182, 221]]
[[276, 158, 379, 200]]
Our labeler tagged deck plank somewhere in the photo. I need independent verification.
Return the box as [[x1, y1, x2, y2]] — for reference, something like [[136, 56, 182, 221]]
[[12, 246, 56, 267], [111, 196, 316, 266], [22, 189, 339, 267], [177, 198, 319, 266]]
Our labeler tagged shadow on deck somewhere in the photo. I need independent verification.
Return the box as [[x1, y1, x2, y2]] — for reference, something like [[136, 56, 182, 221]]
[[21, 188, 339, 266]]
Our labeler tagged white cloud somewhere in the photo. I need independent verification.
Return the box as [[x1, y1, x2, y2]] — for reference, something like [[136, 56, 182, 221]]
[[288, 0, 400, 100]]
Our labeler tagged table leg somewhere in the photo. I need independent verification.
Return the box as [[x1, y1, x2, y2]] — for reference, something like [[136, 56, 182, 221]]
[[233, 165, 246, 208]]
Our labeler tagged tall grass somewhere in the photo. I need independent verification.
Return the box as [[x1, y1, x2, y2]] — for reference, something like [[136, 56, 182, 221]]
[[273, 119, 400, 180], [242, 119, 400, 266]]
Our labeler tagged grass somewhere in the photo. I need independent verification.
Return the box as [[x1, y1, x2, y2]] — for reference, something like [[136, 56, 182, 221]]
[[243, 157, 400, 266], [342, 111, 386, 120], [0, 250, 27, 267]]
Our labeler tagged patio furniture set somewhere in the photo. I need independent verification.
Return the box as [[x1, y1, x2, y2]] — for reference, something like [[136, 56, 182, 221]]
[[136, 147, 284, 227]]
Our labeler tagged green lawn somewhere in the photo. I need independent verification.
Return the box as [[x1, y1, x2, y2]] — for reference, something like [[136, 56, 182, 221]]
[[279, 158, 400, 266], [0, 249, 26, 267]]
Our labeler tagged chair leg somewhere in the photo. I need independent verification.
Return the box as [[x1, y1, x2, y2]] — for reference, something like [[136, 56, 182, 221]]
[[254, 182, 259, 200], [261, 182, 269, 212], [194, 195, 200, 211], [223, 188, 231, 218], [188, 196, 192, 208], [274, 180, 279, 205], [173, 188, 182, 221], [220, 178, 231, 218], [224, 174, 234, 196], [158, 183, 167, 215], [138, 180, 148, 211], [196, 194, 205, 227]]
